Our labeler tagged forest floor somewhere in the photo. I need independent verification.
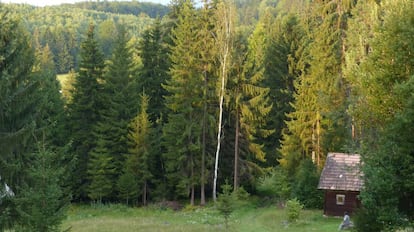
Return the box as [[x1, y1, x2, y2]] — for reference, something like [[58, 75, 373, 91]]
[[61, 203, 342, 232]]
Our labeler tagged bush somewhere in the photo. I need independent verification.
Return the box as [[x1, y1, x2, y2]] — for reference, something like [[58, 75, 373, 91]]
[[286, 198, 303, 223], [292, 159, 323, 209], [256, 168, 290, 202]]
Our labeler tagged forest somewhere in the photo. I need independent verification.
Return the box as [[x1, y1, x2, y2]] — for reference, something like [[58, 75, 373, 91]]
[[0, 0, 413, 231]]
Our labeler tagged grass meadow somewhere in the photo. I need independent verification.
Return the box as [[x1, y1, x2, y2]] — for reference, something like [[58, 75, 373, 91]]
[[61, 203, 341, 232]]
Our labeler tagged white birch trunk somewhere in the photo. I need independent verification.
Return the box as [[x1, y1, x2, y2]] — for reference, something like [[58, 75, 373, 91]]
[[213, 0, 233, 202]]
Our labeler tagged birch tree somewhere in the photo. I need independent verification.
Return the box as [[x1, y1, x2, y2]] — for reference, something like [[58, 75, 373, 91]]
[[213, 0, 235, 202]]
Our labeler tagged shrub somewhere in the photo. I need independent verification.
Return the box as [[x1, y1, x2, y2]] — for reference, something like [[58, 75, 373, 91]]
[[292, 159, 323, 209], [286, 198, 303, 223], [256, 167, 290, 202]]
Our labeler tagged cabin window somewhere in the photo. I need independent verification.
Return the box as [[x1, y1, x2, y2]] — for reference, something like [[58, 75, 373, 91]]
[[336, 194, 345, 205]]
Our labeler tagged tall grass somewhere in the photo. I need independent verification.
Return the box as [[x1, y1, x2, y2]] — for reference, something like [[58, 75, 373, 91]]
[[61, 203, 341, 232]]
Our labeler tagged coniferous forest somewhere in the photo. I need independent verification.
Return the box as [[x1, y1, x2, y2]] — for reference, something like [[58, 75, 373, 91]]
[[1, 0, 414, 231]]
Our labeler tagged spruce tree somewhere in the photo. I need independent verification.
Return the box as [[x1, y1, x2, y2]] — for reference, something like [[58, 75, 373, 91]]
[[67, 24, 105, 200], [227, 16, 273, 190], [0, 9, 68, 230], [261, 12, 303, 167], [162, 0, 203, 205], [0, 9, 38, 230], [138, 19, 170, 123], [15, 143, 68, 232], [91, 24, 138, 199], [280, 1, 354, 173], [124, 94, 153, 206]]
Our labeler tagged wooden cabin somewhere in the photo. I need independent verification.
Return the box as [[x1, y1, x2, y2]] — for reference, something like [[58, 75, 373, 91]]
[[318, 153, 363, 216]]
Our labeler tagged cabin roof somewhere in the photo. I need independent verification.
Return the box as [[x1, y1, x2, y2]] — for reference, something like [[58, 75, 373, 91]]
[[318, 153, 363, 191]]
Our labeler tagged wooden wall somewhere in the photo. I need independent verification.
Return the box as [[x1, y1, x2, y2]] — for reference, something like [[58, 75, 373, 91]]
[[323, 190, 361, 216]]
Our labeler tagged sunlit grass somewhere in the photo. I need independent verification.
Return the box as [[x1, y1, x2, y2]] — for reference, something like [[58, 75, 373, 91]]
[[61, 203, 341, 232]]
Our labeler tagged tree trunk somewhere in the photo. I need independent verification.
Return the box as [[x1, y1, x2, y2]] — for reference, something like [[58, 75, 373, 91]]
[[234, 108, 240, 191], [213, 0, 233, 203], [143, 181, 147, 206], [201, 70, 207, 206]]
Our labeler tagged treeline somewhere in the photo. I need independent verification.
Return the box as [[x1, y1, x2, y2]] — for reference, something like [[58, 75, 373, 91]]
[[3, 2, 163, 74], [1, 0, 414, 231], [64, 1, 169, 18]]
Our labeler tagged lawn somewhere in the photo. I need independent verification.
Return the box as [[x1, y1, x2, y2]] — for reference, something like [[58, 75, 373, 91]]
[[61, 203, 341, 232]]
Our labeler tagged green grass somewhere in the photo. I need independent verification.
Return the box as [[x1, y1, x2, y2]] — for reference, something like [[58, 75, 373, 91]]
[[61, 203, 341, 232]]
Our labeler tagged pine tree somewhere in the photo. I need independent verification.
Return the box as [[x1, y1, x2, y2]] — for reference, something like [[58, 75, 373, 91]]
[[67, 24, 105, 200]]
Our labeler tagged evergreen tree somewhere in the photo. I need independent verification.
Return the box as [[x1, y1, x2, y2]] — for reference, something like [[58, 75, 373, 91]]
[[343, 0, 380, 144], [227, 16, 273, 190], [261, 12, 303, 167], [15, 143, 68, 232], [87, 138, 115, 203], [124, 94, 153, 206], [67, 24, 105, 200], [352, 0, 414, 230], [292, 159, 323, 209], [0, 9, 38, 230], [162, 0, 203, 205], [280, 0, 355, 174], [138, 19, 170, 123], [32, 44, 66, 148], [0, 8, 68, 230], [91, 24, 138, 199]]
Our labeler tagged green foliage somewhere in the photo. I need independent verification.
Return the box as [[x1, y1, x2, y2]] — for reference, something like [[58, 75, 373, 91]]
[[292, 159, 323, 209], [261, 12, 302, 166], [138, 19, 170, 123], [357, 78, 414, 231], [280, 0, 354, 172], [162, 0, 204, 202], [87, 140, 116, 203], [3, 2, 158, 73], [68, 1, 169, 18], [256, 168, 290, 202], [216, 182, 235, 229], [117, 172, 138, 206], [67, 24, 105, 200], [15, 145, 69, 232], [124, 93, 153, 205], [286, 198, 303, 223]]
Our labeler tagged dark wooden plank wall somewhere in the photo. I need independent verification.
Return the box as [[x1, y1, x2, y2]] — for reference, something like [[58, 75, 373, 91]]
[[323, 190, 361, 216]]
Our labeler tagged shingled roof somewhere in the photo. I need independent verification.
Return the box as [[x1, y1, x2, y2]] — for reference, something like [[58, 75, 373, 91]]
[[318, 153, 363, 191]]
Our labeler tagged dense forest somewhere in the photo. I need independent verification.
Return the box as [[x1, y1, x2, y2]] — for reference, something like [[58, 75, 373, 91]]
[[1, 0, 413, 231]]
